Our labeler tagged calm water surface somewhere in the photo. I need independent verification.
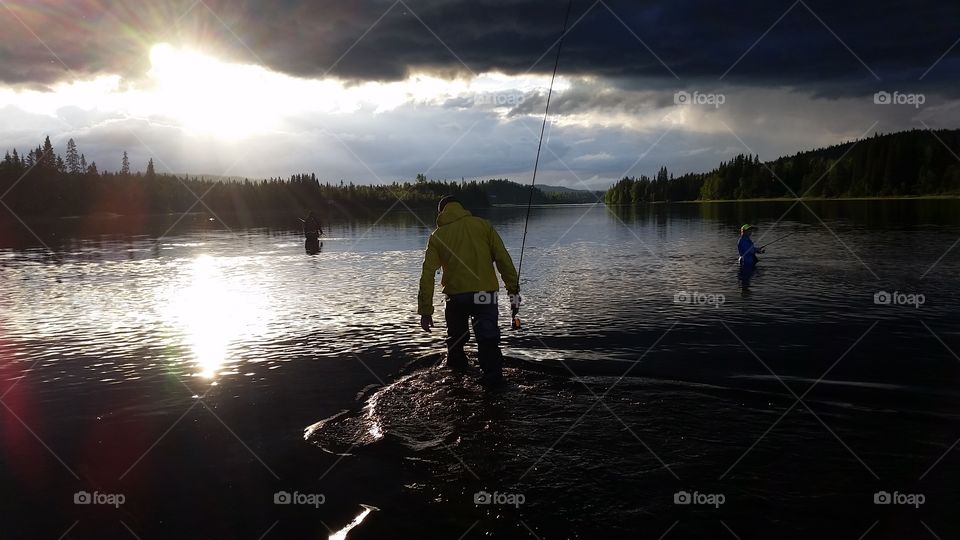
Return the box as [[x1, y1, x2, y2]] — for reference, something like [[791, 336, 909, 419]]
[[2, 200, 959, 539]]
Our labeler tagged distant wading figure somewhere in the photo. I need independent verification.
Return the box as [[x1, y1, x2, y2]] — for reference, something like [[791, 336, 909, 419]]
[[301, 211, 323, 239], [301, 211, 323, 254], [737, 223, 763, 267], [737, 223, 763, 289], [417, 196, 520, 386]]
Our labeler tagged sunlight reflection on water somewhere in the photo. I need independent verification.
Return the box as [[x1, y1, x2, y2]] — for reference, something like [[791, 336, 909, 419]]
[[160, 254, 273, 378], [0, 201, 958, 392]]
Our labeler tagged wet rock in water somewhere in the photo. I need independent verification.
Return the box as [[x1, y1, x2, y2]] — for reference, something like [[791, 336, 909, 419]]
[[304, 355, 568, 463]]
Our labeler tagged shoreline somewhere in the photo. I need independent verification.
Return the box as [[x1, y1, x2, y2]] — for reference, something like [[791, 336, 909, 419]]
[[18, 196, 960, 221], [611, 194, 960, 205]]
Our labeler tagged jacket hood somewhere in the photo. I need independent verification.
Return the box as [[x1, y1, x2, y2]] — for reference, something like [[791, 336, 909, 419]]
[[437, 201, 471, 226]]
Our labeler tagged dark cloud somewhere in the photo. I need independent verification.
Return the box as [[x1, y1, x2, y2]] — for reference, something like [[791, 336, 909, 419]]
[[1, 0, 958, 95], [3, 0, 960, 190]]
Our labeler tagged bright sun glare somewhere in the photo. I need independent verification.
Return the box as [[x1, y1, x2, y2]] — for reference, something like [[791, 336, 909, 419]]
[[147, 43, 286, 139], [0, 42, 574, 141], [143, 42, 572, 139]]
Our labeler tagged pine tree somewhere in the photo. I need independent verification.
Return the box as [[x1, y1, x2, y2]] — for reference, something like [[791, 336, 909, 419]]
[[41, 136, 55, 169], [65, 138, 80, 174], [121, 151, 130, 175], [80, 154, 87, 171], [87, 161, 98, 175], [145, 158, 155, 179]]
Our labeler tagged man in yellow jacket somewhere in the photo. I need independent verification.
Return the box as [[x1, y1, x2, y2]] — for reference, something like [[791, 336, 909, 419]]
[[418, 196, 520, 384]]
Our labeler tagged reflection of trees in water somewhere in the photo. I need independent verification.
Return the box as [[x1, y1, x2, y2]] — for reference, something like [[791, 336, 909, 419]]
[[606, 199, 960, 232]]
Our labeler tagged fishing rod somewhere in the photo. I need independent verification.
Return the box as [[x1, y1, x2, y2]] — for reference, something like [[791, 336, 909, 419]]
[[513, 0, 574, 331], [759, 231, 795, 250]]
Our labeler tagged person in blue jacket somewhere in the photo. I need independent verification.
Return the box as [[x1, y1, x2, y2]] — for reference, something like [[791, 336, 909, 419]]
[[737, 224, 764, 267]]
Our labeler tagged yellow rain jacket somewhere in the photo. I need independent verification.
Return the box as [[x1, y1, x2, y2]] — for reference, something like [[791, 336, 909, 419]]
[[417, 202, 519, 316]]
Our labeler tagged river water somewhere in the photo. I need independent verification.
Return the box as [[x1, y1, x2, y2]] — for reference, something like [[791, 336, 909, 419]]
[[1, 200, 959, 539]]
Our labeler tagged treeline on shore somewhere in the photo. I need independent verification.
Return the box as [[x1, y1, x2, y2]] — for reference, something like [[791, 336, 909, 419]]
[[605, 129, 960, 204], [0, 138, 597, 219]]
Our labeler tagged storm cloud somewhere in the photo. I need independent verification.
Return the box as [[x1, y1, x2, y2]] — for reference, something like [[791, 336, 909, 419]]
[[0, 0, 958, 186], [2, 0, 958, 93]]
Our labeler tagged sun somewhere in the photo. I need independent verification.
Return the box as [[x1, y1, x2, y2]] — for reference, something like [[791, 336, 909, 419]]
[[146, 43, 282, 139]]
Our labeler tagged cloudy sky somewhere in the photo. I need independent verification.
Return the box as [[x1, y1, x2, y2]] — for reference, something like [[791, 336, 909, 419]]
[[0, 0, 958, 189]]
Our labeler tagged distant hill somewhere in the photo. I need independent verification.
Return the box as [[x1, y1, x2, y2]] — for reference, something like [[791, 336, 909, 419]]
[[0, 142, 602, 222], [475, 179, 601, 205], [174, 175, 604, 203], [179, 175, 602, 203], [538, 184, 581, 193], [172, 173, 262, 183], [606, 128, 960, 203]]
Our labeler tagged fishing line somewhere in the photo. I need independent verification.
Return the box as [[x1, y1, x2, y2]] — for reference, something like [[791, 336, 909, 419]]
[[515, 0, 575, 289], [759, 231, 795, 250]]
